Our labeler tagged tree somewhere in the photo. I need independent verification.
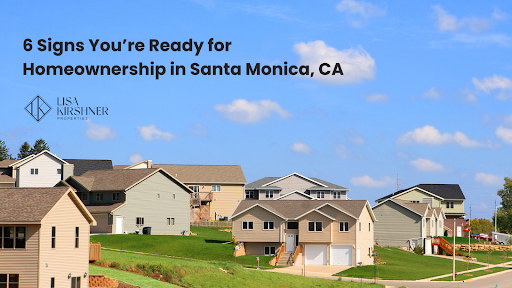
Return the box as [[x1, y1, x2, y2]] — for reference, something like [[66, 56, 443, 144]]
[[17, 142, 32, 159], [496, 177, 512, 234], [468, 218, 493, 236], [0, 140, 12, 161], [497, 177, 512, 210], [30, 138, 50, 155]]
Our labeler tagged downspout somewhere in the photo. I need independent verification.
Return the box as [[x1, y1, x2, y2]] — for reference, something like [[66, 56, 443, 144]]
[[355, 219, 358, 266]]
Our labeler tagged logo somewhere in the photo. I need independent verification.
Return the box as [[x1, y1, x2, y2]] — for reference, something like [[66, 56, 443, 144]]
[[25, 95, 52, 122]]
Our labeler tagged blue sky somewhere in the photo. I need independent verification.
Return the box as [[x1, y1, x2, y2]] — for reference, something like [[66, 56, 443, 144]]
[[1, 1, 511, 219]]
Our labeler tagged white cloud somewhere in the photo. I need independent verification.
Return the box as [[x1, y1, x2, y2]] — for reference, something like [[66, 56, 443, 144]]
[[190, 123, 209, 137], [472, 74, 512, 100], [364, 93, 389, 103], [293, 41, 375, 84], [348, 130, 365, 145], [397, 125, 482, 148], [475, 172, 503, 186], [335, 144, 349, 159], [137, 124, 175, 141], [496, 125, 512, 144], [214, 99, 292, 123], [129, 153, 143, 164], [85, 120, 116, 140], [336, 0, 385, 27], [421, 87, 441, 99], [410, 158, 444, 172], [351, 175, 394, 188], [291, 142, 311, 154], [461, 89, 477, 102], [432, 5, 504, 34]]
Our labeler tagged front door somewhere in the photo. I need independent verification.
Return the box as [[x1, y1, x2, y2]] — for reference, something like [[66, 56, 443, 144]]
[[456, 226, 462, 237], [116, 216, 123, 234], [286, 234, 295, 252]]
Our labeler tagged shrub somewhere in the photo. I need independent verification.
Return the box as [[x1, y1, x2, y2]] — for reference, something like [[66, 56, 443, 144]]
[[413, 246, 424, 255]]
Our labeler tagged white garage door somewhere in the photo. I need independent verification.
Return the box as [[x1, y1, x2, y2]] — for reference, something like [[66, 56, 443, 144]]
[[305, 245, 327, 265], [331, 245, 352, 266]]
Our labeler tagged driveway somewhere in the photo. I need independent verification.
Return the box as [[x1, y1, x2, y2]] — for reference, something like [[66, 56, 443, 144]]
[[267, 265, 351, 279]]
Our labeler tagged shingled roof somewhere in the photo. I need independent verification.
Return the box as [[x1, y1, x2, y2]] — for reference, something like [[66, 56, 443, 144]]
[[0, 174, 15, 183], [246, 175, 348, 190], [0, 159, 19, 167], [86, 202, 126, 214], [70, 169, 160, 191], [64, 159, 113, 176], [376, 184, 465, 202]]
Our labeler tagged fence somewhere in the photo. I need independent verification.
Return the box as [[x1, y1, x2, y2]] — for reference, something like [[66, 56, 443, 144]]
[[191, 220, 232, 228], [90, 242, 101, 262]]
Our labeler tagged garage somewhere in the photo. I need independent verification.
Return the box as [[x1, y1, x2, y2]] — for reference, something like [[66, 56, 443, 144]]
[[330, 245, 352, 266], [305, 245, 327, 265]]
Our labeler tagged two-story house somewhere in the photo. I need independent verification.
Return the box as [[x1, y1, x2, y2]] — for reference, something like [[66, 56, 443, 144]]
[[66, 168, 193, 235], [230, 199, 376, 266], [114, 161, 247, 220], [0, 186, 96, 288], [375, 184, 466, 236], [244, 173, 350, 201]]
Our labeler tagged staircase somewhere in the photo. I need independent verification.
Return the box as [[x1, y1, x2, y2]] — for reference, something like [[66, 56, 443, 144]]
[[277, 252, 292, 266], [432, 237, 454, 255]]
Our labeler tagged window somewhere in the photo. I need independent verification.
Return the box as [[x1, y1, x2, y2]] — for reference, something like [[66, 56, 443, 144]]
[[411, 201, 419, 203], [446, 201, 454, 208], [339, 221, 349, 232], [57, 168, 62, 174], [173, 194, 176, 199], [51, 226, 56, 248], [369, 247, 371, 256], [308, 221, 322, 232], [75, 227, 79, 248], [167, 218, 175, 225], [264, 246, 276, 256], [82, 193, 88, 201], [359, 222, 361, 232], [287, 222, 298, 229], [212, 185, 221, 192], [51, 277, 55, 288], [31, 168, 38, 175], [333, 191, 342, 199], [245, 191, 254, 199], [316, 191, 325, 199], [265, 191, 274, 199], [3, 227, 14, 248], [71, 276, 81, 288], [15, 227, 25, 248], [263, 221, 274, 230], [0, 274, 19, 288], [242, 221, 253, 230], [96, 193, 103, 201], [450, 202, 454, 208], [157, 193, 160, 199], [113, 192, 120, 201], [368, 223, 371, 232], [188, 185, 200, 193], [136, 217, 144, 225]]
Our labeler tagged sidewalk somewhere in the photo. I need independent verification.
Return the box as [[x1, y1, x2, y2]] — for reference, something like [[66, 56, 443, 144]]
[[418, 260, 512, 281]]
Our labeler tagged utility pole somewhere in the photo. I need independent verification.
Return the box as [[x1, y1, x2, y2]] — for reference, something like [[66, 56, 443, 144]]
[[469, 204, 471, 256], [397, 173, 399, 191], [495, 200, 497, 233]]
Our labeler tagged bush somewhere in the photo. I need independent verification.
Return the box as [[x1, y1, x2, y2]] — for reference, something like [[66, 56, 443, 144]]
[[413, 246, 424, 255], [444, 230, 448, 237]]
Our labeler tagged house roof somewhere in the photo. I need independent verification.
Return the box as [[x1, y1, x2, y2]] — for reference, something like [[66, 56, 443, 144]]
[[0, 187, 95, 224], [70, 169, 160, 191], [13, 150, 69, 168], [376, 184, 466, 202], [433, 207, 445, 219], [86, 202, 126, 214], [0, 174, 15, 183], [393, 200, 429, 216], [63, 159, 113, 176], [231, 200, 368, 220], [246, 176, 348, 190], [0, 159, 18, 167]]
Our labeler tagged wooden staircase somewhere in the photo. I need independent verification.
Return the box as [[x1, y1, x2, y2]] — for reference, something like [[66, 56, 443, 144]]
[[277, 252, 293, 266], [432, 237, 453, 255]]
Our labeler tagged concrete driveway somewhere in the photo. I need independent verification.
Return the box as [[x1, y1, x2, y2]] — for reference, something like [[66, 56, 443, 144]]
[[267, 265, 351, 279]]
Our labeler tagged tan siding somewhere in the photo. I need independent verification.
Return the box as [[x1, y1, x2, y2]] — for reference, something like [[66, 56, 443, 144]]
[[270, 175, 320, 194], [395, 189, 442, 208], [91, 214, 111, 234], [258, 190, 281, 201], [0, 224, 39, 288], [278, 193, 310, 200], [357, 206, 374, 265], [298, 211, 331, 243], [40, 194, 91, 288], [319, 206, 356, 246], [232, 206, 282, 243], [441, 200, 464, 214], [207, 184, 244, 218], [17, 153, 63, 187], [373, 201, 422, 248], [244, 242, 281, 255], [0, 183, 15, 188]]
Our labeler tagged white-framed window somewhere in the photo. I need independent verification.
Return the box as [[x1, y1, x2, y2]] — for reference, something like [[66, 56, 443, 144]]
[[265, 191, 274, 199], [113, 192, 120, 201], [264, 246, 276, 256], [242, 221, 253, 230], [173, 194, 176, 199], [308, 221, 322, 232], [51, 277, 55, 288], [57, 168, 62, 174], [287, 222, 298, 229], [71, 277, 81, 288], [136, 217, 144, 225], [316, 191, 325, 199], [411, 200, 420, 203], [167, 218, 175, 225], [368, 247, 371, 256], [189, 185, 200, 193], [30, 168, 38, 175], [245, 191, 254, 199], [96, 193, 103, 201], [263, 221, 274, 230], [157, 193, 160, 199], [51, 226, 56, 248], [446, 201, 454, 208], [368, 223, 371, 232], [333, 191, 342, 199], [339, 221, 349, 232], [0, 274, 19, 288], [1, 226, 26, 249], [359, 222, 361, 232], [75, 227, 79, 248], [212, 185, 221, 192]]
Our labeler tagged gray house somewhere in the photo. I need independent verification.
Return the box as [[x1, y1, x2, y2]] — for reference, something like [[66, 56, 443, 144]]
[[66, 168, 192, 235]]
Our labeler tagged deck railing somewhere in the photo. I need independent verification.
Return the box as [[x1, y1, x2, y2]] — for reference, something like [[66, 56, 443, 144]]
[[191, 220, 232, 228], [292, 244, 302, 264], [191, 192, 212, 206], [274, 243, 286, 264], [89, 242, 101, 262], [432, 237, 453, 255]]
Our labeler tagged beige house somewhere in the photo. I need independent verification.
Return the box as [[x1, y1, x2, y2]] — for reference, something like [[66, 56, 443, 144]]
[[115, 161, 246, 220], [0, 186, 96, 288], [230, 200, 376, 266]]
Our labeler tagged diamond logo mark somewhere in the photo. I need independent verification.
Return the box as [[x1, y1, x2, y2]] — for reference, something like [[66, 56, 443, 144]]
[[25, 95, 52, 122]]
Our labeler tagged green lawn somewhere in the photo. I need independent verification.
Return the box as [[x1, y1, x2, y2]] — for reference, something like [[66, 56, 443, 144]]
[[432, 267, 510, 281], [90, 265, 180, 287], [334, 246, 483, 280], [442, 236, 488, 245], [91, 227, 274, 268], [96, 249, 383, 288], [462, 250, 512, 265]]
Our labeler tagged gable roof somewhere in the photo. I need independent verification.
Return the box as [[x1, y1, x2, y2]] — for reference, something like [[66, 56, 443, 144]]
[[263, 173, 327, 187], [0, 174, 15, 183], [150, 164, 246, 184], [433, 207, 446, 219], [376, 184, 465, 202], [13, 150, 69, 168], [231, 200, 368, 221], [0, 187, 96, 224], [275, 190, 314, 200], [246, 175, 348, 190], [373, 198, 429, 217], [63, 159, 113, 176], [0, 159, 19, 167], [86, 202, 126, 214]]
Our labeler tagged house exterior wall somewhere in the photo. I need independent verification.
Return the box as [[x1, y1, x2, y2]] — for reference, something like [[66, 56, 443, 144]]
[[357, 206, 374, 265], [207, 184, 244, 218], [17, 153, 63, 187], [394, 190, 442, 208], [232, 206, 282, 243], [0, 182, 14, 188], [298, 211, 331, 243], [0, 224, 40, 288], [441, 200, 464, 214], [114, 172, 190, 235], [90, 213, 112, 234], [437, 217, 444, 236], [373, 201, 422, 247], [243, 242, 281, 255], [87, 191, 125, 205], [270, 175, 320, 194], [279, 193, 311, 200], [0, 167, 12, 176], [258, 190, 281, 200], [39, 194, 91, 288]]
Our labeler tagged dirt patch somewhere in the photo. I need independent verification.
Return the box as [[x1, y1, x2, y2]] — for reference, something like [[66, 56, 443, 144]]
[[219, 229, 232, 233], [117, 281, 140, 288]]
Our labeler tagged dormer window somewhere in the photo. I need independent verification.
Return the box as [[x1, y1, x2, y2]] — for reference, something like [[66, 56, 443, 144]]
[[245, 191, 254, 199], [316, 191, 325, 199], [265, 191, 274, 199], [333, 191, 342, 199]]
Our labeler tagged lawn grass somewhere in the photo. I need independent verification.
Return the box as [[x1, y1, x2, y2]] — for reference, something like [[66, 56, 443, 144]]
[[462, 250, 512, 265], [91, 227, 274, 268], [442, 236, 487, 245], [432, 267, 510, 281], [90, 265, 180, 287], [97, 249, 383, 288], [334, 246, 483, 280]]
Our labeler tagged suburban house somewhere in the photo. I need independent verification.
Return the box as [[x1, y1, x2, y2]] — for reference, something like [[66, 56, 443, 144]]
[[66, 168, 193, 235], [63, 159, 113, 176], [0, 174, 15, 187], [372, 199, 445, 250], [375, 184, 466, 236], [244, 173, 350, 201], [0, 150, 73, 188], [114, 161, 247, 220], [230, 200, 376, 266], [0, 186, 96, 288]]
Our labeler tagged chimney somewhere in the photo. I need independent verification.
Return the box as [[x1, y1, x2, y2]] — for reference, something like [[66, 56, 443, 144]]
[[62, 163, 74, 180], [147, 160, 153, 168]]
